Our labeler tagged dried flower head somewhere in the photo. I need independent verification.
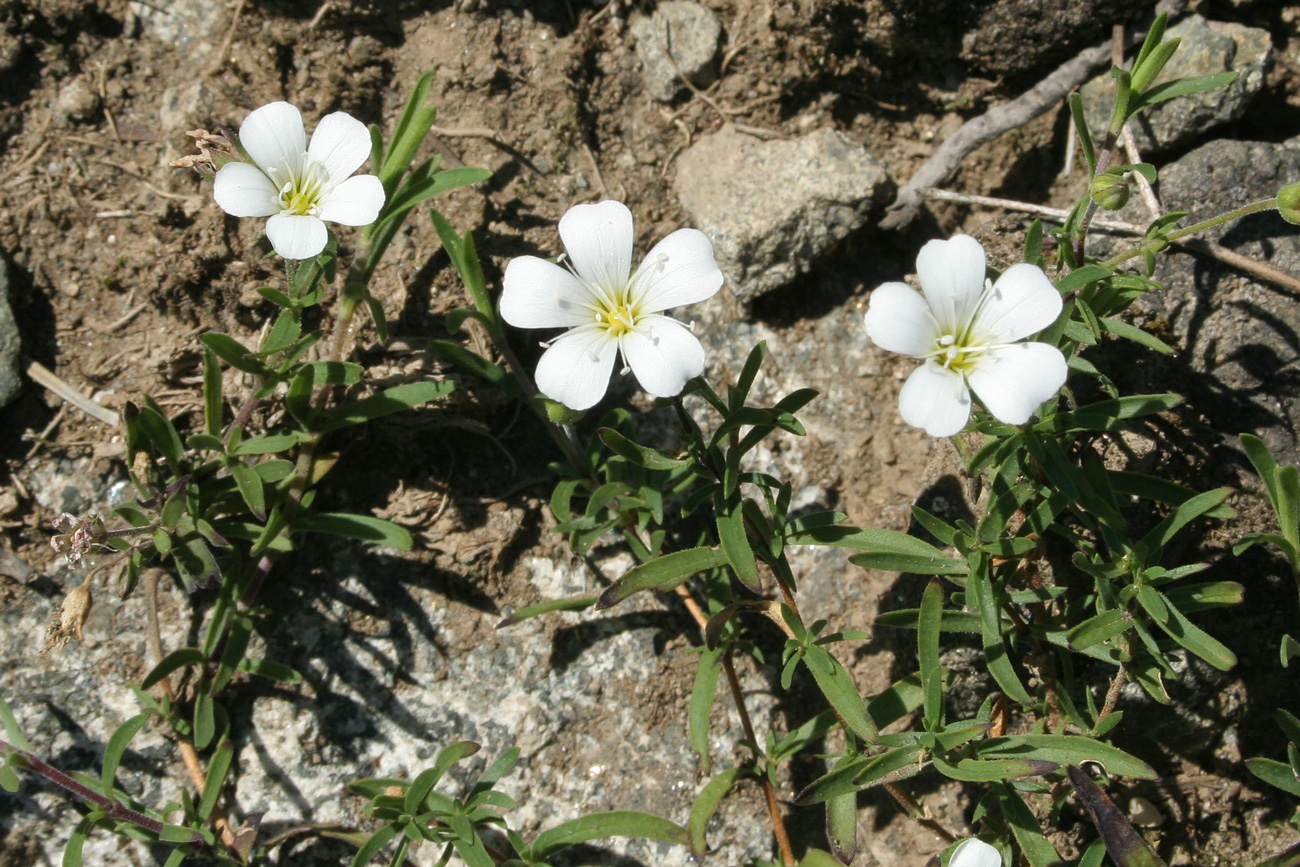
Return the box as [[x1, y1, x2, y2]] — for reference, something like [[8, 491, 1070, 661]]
[[41, 583, 93, 654], [49, 513, 107, 568], [171, 128, 238, 176]]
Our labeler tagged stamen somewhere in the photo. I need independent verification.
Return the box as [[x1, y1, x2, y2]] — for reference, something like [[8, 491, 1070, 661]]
[[655, 252, 669, 272], [619, 365, 631, 376], [687, 320, 696, 332], [539, 339, 552, 349], [938, 334, 955, 346], [587, 349, 602, 362]]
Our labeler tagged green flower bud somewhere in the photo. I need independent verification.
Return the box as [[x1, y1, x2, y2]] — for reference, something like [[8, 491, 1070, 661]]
[[539, 396, 585, 426], [1090, 172, 1130, 211], [1277, 182, 1300, 225]]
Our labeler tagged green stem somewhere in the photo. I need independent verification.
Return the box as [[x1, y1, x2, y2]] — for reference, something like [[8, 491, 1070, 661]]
[[1102, 197, 1278, 269]]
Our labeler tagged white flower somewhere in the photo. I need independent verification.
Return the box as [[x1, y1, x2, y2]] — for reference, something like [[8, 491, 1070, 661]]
[[500, 200, 724, 411], [212, 102, 385, 260], [864, 234, 1066, 437], [948, 837, 1003, 867]]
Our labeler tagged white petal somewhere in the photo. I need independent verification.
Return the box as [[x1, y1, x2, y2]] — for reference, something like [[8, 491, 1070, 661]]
[[265, 213, 328, 260], [917, 234, 987, 333], [971, 263, 1063, 344], [308, 111, 375, 184], [212, 162, 279, 217], [534, 325, 618, 411], [967, 342, 1067, 425], [620, 315, 705, 398], [897, 360, 972, 437], [949, 837, 1002, 867], [317, 174, 385, 226], [501, 256, 598, 329], [864, 282, 938, 357], [238, 102, 306, 174], [628, 228, 723, 313], [558, 200, 634, 296]]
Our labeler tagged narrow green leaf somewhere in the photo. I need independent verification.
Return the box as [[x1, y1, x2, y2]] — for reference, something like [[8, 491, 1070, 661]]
[[532, 811, 689, 860], [1247, 757, 1300, 797], [228, 460, 266, 520], [981, 735, 1155, 779], [496, 594, 599, 628], [212, 614, 253, 694], [298, 512, 413, 550], [689, 646, 723, 773], [801, 643, 876, 742], [970, 565, 1034, 704], [63, 817, 92, 867], [100, 713, 150, 790], [203, 347, 223, 436], [1139, 488, 1232, 554], [788, 525, 965, 575], [1136, 71, 1238, 107], [428, 340, 523, 399], [237, 658, 303, 684], [919, 579, 944, 730], [1069, 93, 1097, 176], [876, 609, 981, 633], [997, 785, 1062, 867], [932, 754, 1057, 781], [199, 739, 233, 820], [0, 696, 31, 752], [599, 428, 689, 471], [1100, 317, 1175, 354], [716, 496, 760, 590], [825, 772, 858, 864], [193, 692, 216, 750], [141, 648, 206, 690], [1069, 609, 1132, 650], [350, 823, 401, 867], [318, 380, 456, 433], [687, 767, 743, 857], [596, 547, 729, 609], [866, 672, 927, 730]]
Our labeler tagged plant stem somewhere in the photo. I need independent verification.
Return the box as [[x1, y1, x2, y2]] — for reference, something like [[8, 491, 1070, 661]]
[[1101, 197, 1279, 269], [673, 585, 795, 866], [0, 739, 203, 843]]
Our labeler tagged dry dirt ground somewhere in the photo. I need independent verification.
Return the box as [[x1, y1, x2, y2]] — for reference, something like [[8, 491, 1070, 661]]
[[2, 0, 1300, 865]]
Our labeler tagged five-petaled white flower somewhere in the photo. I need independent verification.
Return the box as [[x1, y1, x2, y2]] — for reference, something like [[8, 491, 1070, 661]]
[[948, 837, 1003, 867], [213, 102, 385, 260], [864, 234, 1066, 437], [500, 200, 724, 411]]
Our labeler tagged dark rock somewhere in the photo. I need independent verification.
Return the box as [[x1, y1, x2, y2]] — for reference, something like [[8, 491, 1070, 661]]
[[0, 255, 21, 408]]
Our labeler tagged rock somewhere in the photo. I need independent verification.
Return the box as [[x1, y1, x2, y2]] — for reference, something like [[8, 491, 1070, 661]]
[[674, 126, 892, 301], [876, 0, 1156, 79], [1080, 15, 1271, 155], [129, 0, 226, 53], [630, 1, 722, 102], [0, 256, 21, 408], [53, 77, 101, 124], [1104, 137, 1300, 465]]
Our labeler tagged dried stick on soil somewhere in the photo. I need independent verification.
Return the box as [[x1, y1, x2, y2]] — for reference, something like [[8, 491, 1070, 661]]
[[925, 188, 1300, 295], [880, 0, 1188, 231], [24, 360, 120, 427], [880, 44, 1113, 230]]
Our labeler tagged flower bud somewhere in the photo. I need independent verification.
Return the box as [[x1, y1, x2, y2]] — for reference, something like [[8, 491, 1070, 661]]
[[1090, 172, 1130, 210], [1277, 182, 1300, 225]]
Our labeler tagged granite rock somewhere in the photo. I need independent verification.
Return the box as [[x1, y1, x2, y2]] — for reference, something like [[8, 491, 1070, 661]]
[[673, 126, 892, 301], [0, 256, 21, 408], [630, 1, 722, 102], [1081, 15, 1271, 155]]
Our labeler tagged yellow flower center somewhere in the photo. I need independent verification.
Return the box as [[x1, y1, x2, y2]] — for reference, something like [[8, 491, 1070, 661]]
[[601, 302, 636, 336], [929, 333, 984, 374], [269, 159, 330, 217]]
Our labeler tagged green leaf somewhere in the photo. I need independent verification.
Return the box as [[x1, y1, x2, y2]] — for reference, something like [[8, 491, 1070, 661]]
[[689, 646, 723, 773], [866, 672, 927, 730], [1139, 487, 1232, 555], [919, 579, 944, 730], [531, 811, 689, 860], [380, 69, 438, 196], [980, 735, 1155, 779], [201, 332, 267, 375], [212, 614, 253, 694], [1246, 757, 1300, 797], [1109, 471, 1234, 518], [428, 340, 523, 399], [136, 400, 186, 471], [801, 642, 877, 742], [1241, 433, 1281, 509], [496, 594, 599, 627], [997, 785, 1062, 867], [598, 428, 689, 471], [298, 512, 413, 550], [1282, 634, 1300, 668], [100, 713, 150, 790], [1100, 317, 1175, 354], [1069, 609, 1132, 650], [141, 648, 206, 690], [0, 765, 19, 793], [262, 308, 302, 354], [971, 564, 1034, 704], [1058, 264, 1113, 293], [876, 608, 981, 633], [350, 822, 401, 867], [825, 770, 858, 863], [1135, 71, 1238, 108], [1069, 92, 1097, 176], [596, 547, 729, 609], [229, 433, 301, 456], [319, 381, 457, 433], [716, 496, 760, 591], [1046, 394, 1182, 432], [193, 692, 216, 751], [1137, 586, 1236, 671], [237, 658, 303, 684], [0, 696, 31, 752], [932, 753, 1057, 781], [199, 739, 233, 820], [63, 817, 92, 867], [687, 767, 743, 857], [228, 460, 265, 520], [203, 347, 223, 436], [788, 525, 966, 575]]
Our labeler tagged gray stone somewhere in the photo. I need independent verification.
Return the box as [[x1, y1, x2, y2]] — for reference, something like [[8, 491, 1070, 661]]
[[1081, 15, 1271, 155], [1101, 137, 1300, 465], [673, 126, 892, 301], [0, 256, 21, 408], [129, 0, 226, 53], [53, 78, 101, 124], [630, 1, 722, 102]]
